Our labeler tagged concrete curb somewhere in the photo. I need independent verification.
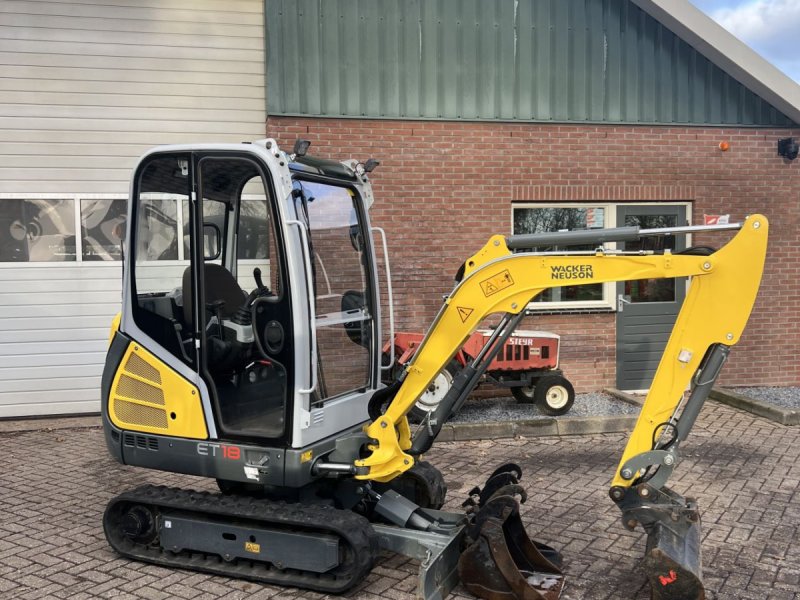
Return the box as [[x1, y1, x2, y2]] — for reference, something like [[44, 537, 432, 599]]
[[709, 387, 800, 426], [439, 414, 637, 441]]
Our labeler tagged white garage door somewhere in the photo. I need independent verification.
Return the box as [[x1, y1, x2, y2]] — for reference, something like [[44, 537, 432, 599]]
[[0, 0, 266, 417]]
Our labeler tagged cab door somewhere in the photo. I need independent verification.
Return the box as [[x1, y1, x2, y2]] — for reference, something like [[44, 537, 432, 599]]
[[192, 154, 294, 442]]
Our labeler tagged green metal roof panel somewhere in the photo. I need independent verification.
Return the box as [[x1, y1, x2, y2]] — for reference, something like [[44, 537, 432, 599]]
[[266, 0, 796, 126]]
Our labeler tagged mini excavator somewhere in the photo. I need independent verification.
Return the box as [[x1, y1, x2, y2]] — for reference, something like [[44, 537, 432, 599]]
[[102, 139, 768, 600]]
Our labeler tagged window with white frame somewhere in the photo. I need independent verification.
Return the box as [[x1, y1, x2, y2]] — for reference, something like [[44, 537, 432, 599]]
[[512, 204, 615, 310]]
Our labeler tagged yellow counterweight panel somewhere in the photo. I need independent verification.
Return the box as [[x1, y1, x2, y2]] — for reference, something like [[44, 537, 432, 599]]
[[109, 342, 208, 440], [357, 215, 768, 484]]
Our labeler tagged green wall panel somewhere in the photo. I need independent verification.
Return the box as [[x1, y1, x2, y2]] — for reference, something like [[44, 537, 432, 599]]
[[266, 0, 795, 126]]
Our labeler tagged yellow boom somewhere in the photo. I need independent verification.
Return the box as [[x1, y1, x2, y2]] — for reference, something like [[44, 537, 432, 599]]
[[356, 214, 768, 484]]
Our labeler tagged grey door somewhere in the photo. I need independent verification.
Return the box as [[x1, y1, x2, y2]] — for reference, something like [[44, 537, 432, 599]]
[[615, 205, 687, 390]]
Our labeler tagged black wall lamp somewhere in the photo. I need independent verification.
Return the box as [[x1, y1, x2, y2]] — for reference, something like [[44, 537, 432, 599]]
[[778, 137, 798, 161]]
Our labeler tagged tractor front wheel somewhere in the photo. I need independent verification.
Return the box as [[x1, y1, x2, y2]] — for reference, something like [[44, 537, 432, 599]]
[[532, 375, 575, 416]]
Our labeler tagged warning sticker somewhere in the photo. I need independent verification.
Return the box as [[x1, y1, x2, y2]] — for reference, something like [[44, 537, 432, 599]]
[[457, 306, 474, 322], [479, 269, 514, 297], [245, 541, 261, 554]]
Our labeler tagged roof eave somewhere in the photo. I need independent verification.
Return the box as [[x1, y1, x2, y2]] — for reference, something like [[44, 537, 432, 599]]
[[632, 0, 800, 126]]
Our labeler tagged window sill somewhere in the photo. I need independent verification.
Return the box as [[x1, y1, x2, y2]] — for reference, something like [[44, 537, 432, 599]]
[[524, 306, 616, 316]]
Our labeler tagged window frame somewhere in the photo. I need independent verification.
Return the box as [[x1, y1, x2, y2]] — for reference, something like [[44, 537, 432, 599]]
[[511, 201, 692, 312]]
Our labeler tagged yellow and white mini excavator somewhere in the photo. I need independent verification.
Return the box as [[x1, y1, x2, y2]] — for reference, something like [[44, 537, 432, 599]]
[[102, 139, 768, 600]]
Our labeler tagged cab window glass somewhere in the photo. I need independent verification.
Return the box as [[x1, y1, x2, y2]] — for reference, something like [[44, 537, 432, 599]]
[[296, 180, 372, 402], [132, 155, 194, 365]]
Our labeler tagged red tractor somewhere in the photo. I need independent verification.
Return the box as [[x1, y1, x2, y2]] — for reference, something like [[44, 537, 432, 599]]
[[384, 329, 574, 421]]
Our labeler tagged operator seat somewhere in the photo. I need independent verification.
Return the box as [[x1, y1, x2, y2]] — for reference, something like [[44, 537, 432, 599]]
[[181, 263, 246, 326]]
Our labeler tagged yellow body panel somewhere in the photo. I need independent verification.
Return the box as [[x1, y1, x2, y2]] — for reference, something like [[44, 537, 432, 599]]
[[109, 341, 208, 440], [357, 215, 768, 483], [108, 313, 121, 346]]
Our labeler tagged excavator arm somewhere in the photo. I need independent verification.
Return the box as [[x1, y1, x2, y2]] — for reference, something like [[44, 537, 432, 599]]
[[358, 214, 767, 483], [356, 214, 768, 600]]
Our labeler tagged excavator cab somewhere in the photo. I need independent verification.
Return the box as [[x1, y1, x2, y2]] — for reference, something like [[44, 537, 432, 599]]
[[105, 141, 384, 462]]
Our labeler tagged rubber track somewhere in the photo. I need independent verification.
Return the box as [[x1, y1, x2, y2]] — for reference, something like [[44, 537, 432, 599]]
[[104, 485, 378, 594]]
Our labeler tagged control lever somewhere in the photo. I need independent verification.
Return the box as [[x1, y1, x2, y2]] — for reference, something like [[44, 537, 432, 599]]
[[253, 267, 269, 295], [206, 299, 226, 338]]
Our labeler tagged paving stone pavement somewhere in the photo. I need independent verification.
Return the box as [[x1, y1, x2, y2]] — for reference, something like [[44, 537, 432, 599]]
[[1, 401, 798, 600]]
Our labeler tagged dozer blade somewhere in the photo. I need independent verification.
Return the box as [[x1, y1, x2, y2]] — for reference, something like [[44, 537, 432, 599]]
[[642, 516, 704, 600], [459, 495, 563, 600]]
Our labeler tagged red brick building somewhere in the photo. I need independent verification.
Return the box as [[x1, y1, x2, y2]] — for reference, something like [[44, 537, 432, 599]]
[[266, 0, 800, 392]]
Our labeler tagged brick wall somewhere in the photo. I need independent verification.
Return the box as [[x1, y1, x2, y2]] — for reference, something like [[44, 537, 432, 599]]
[[268, 117, 800, 391]]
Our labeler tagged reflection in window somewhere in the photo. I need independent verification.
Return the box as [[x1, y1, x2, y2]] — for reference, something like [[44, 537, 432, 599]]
[[623, 214, 678, 303], [239, 199, 270, 259], [513, 207, 606, 303], [182, 199, 226, 260], [296, 180, 371, 401], [0, 199, 77, 262], [81, 199, 126, 261], [138, 196, 179, 261]]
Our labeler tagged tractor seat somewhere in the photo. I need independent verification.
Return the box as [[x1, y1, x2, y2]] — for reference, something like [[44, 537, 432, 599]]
[[182, 264, 246, 326]]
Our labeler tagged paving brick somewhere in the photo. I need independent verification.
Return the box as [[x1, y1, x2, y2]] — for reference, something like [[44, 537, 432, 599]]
[[1, 402, 799, 599]]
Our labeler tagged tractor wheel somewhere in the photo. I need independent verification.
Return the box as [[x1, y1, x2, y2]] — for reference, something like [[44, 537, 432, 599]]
[[533, 375, 575, 416], [409, 361, 460, 422]]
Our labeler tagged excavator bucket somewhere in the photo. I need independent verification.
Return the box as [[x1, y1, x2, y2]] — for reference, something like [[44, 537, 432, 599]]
[[616, 485, 705, 600], [642, 514, 704, 600], [458, 465, 563, 600]]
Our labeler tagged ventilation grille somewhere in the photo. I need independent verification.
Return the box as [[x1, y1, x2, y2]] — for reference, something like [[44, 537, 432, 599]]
[[116, 400, 168, 429], [123, 433, 160, 451], [112, 349, 169, 431], [117, 374, 165, 405], [125, 352, 162, 384]]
